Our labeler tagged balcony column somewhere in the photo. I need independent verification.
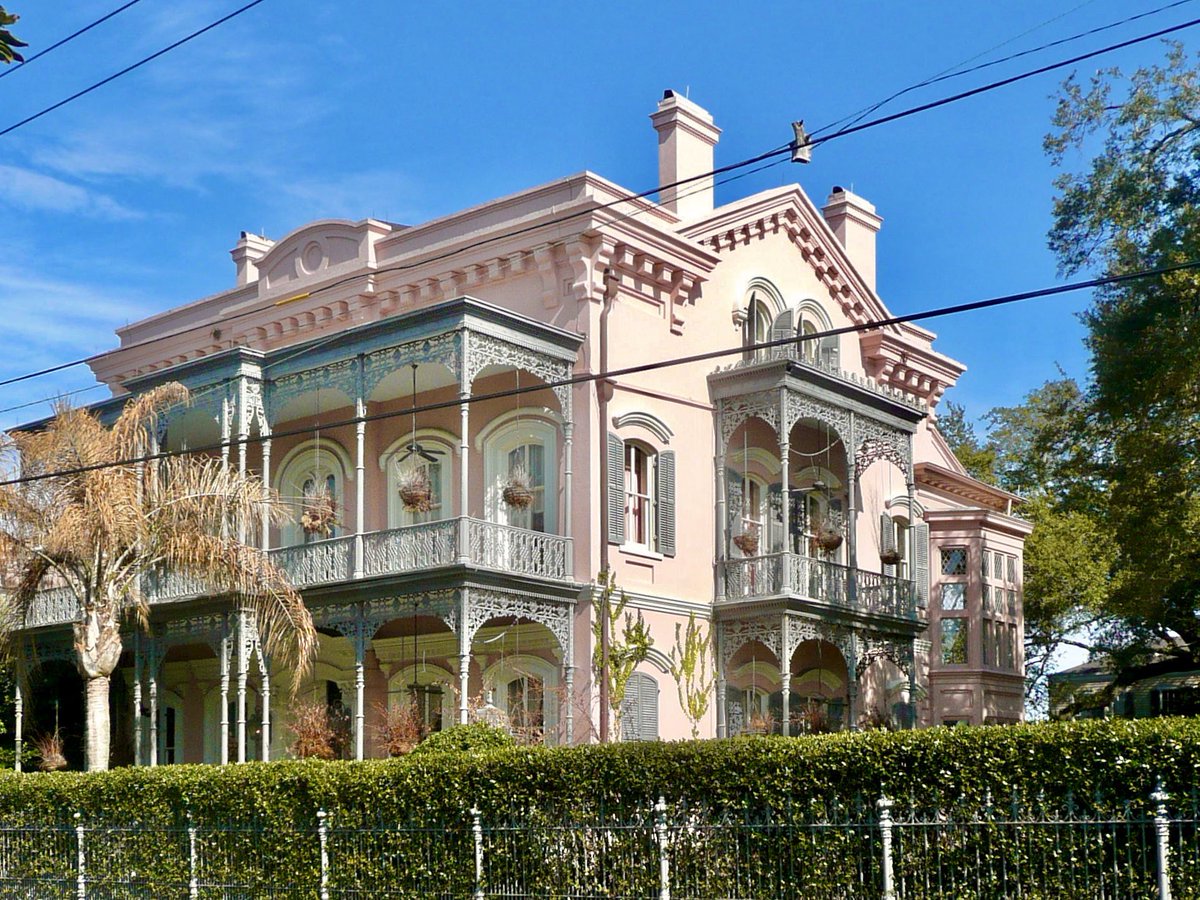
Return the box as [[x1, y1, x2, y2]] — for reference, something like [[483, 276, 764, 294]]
[[715, 623, 727, 738], [779, 388, 791, 594], [563, 620, 575, 744], [259, 655, 271, 761], [907, 641, 919, 730], [219, 632, 230, 765], [12, 674, 21, 772], [148, 641, 160, 767], [845, 635, 859, 732], [562, 422, 574, 579], [353, 619, 366, 761], [132, 633, 143, 766], [237, 379, 249, 546], [260, 438, 272, 552], [846, 412, 859, 608], [458, 388, 471, 565], [458, 589, 471, 725], [780, 615, 791, 737], [236, 610, 248, 763], [715, 402, 728, 603], [354, 357, 366, 579]]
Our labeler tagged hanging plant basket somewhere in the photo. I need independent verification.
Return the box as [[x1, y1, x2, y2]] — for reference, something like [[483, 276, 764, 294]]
[[397, 469, 433, 513], [300, 489, 340, 538], [732, 528, 760, 556], [815, 529, 843, 553], [502, 468, 535, 509], [880, 548, 903, 566]]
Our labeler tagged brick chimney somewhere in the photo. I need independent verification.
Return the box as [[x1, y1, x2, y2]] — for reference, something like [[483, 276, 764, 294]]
[[822, 187, 882, 292], [650, 91, 721, 219], [230, 231, 275, 286]]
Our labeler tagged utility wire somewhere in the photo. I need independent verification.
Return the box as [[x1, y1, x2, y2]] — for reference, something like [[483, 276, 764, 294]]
[[0, 0, 268, 138], [0, 0, 146, 80], [4, 9, 1195, 398], [3, 257, 1197, 489], [2, 10, 1195, 394], [813, 0, 1193, 137]]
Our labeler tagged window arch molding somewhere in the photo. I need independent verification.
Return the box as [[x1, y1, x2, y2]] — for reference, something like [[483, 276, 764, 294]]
[[274, 438, 353, 545], [481, 653, 560, 741], [743, 277, 786, 317], [386, 662, 457, 733], [378, 429, 458, 527], [795, 298, 839, 367], [611, 410, 673, 446], [740, 278, 786, 361], [477, 410, 561, 533]]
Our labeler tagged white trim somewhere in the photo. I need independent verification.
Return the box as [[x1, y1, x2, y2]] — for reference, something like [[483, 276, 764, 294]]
[[643, 648, 672, 675], [474, 407, 561, 452], [481, 653, 560, 738], [885, 493, 926, 519], [728, 447, 781, 478], [619, 544, 664, 562], [273, 438, 354, 490], [274, 438, 353, 546], [377, 429, 460, 471], [792, 465, 843, 491], [482, 415, 559, 532], [379, 430, 458, 527], [612, 411, 674, 445], [743, 276, 786, 316]]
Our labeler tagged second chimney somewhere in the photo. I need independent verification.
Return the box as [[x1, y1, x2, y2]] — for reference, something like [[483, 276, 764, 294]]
[[650, 91, 721, 220], [822, 187, 883, 292], [230, 231, 275, 286]]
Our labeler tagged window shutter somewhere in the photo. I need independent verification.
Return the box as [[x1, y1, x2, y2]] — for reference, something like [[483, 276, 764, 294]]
[[880, 513, 897, 577], [914, 522, 930, 607], [818, 334, 840, 371], [620, 677, 640, 741], [607, 433, 625, 545], [768, 482, 783, 551], [771, 309, 796, 359], [725, 466, 744, 525], [656, 450, 677, 557], [641, 673, 659, 740]]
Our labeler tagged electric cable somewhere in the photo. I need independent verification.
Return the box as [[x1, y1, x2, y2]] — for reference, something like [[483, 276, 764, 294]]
[[0, 0, 146, 81], [0, 0, 268, 138], [2, 256, 1197, 489], [3, 9, 1196, 393]]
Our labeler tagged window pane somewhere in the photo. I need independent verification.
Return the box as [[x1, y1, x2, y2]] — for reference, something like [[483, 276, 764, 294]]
[[1008, 589, 1016, 616], [941, 583, 966, 610], [1007, 555, 1016, 583], [981, 584, 990, 612], [940, 619, 967, 665], [981, 550, 989, 580], [940, 547, 967, 575]]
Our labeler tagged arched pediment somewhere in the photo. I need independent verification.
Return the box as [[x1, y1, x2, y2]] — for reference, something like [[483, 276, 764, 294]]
[[257, 219, 374, 292]]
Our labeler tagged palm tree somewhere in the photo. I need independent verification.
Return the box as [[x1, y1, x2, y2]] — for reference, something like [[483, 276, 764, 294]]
[[0, 384, 316, 771]]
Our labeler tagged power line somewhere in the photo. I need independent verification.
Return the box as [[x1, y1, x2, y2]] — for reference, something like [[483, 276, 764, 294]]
[[812, 0, 1195, 137], [0, 0, 268, 138], [3, 257, 1197, 490], [0, 0, 146, 81], [3, 10, 1195, 394]]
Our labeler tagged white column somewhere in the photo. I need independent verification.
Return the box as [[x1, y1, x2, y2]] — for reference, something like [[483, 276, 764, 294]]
[[219, 634, 230, 765], [132, 636, 143, 766], [236, 612, 248, 763], [715, 623, 726, 738], [13, 676, 22, 772], [458, 589, 471, 724], [779, 388, 791, 595], [846, 636, 859, 732], [846, 412, 858, 606], [354, 623, 366, 761], [564, 620, 575, 744], [715, 449, 728, 603], [458, 390, 471, 564], [354, 363, 366, 579], [237, 382, 249, 546], [260, 658, 271, 761], [563, 421, 574, 578], [260, 437, 272, 552], [780, 615, 790, 737], [148, 653, 159, 767]]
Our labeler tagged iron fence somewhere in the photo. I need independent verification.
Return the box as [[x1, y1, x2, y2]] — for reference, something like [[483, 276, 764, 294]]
[[0, 785, 1194, 898]]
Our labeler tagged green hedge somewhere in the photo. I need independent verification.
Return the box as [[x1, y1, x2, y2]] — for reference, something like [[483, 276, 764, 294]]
[[0, 719, 1195, 896]]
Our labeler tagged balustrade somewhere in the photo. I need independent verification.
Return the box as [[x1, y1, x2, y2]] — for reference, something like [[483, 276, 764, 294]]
[[467, 519, 570, 579], [362, 520, 459, 576], [724, 552, 917, 619], [25, 585, 76, 629], [268, 536, 355, 588]]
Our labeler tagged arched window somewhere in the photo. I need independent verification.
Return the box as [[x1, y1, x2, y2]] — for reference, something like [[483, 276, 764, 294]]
[[608, 431, 676, 556], [276, 440, 350, 546], [387, 664, 456, 734], [483, 654, 559, 745], [620, 671, 659, 741], [381, 432, 456, 527], [796, 301, 839, 371], [482, 415, 559, 533], [744, 294, 772, 361]]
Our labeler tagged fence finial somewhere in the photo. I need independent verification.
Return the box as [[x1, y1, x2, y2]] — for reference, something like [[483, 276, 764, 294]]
[[1151, 780, 1172, 900], [877, 796, 895, 900]]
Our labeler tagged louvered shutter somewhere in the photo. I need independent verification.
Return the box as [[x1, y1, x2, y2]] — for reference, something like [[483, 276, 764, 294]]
[[880, 513, 897, 577], [818, 334, 840, 371], [768, 482, 783, 552], [607, 433, 625, 545], [620, 677, 640, 740], [771, 309, 796, 359], [914, 522, 930, 607], [656, 450, 677, 557], [725, 466, 744, 524], [640, 673, 659, 740]]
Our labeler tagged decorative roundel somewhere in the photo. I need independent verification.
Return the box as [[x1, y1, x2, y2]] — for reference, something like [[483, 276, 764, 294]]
[[300, 241, 325, 274]]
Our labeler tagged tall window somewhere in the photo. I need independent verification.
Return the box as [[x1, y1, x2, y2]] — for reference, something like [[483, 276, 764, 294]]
[[385, 434, 455, 527], [625, 443, 657, 549], [507, 442, 546, 532], [277, 441, 348, 546], [485, 417, 558, 534]]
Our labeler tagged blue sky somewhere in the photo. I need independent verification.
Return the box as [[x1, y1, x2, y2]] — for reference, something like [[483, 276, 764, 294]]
[[0, 0, 1195, 429]]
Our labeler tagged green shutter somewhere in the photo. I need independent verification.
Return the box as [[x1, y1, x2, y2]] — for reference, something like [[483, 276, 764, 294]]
[[656, 450, 676, 557], [880, 513, 896, 577], [770, 308, 795, 359], [607, 433, 625, 545]]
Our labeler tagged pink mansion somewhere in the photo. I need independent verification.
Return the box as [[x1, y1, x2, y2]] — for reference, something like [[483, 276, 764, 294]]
[[19, 93, 1029, 765]]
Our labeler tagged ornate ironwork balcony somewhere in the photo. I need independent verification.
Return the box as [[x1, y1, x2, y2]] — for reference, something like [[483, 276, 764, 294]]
[[723, 552, 916, 620], [467, 518, 571, 580], [269, 536, 356, 588], [362, 520, 460, 576]]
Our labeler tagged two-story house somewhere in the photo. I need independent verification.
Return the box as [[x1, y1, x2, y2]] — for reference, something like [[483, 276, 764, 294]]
[[15, 92, 1029, 767]]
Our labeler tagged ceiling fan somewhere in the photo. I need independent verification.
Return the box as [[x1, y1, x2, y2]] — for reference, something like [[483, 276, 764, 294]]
[[398, 363, 445, 464]]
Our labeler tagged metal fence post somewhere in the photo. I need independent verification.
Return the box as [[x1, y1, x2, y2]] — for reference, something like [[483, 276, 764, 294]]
[[471, 806, 484, 900], [877, 796, 895, 900], [74, 812, 86, 900], [1152, 780, 1173, 900], [187, 810, 199, 900], [317, 809, 330, 900], [654, 796, 670, 900]]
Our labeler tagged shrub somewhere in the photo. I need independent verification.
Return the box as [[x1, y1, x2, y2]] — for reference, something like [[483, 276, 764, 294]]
[[408, 722, 514, 757]]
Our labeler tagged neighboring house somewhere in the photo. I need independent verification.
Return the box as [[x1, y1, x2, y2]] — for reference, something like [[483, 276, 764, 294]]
[[16, 92, 1029, 766], [1049, 655, 1200, 720]]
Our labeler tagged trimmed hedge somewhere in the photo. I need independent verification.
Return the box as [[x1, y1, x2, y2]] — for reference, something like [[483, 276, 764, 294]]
[[1, 718, 1196, 825]]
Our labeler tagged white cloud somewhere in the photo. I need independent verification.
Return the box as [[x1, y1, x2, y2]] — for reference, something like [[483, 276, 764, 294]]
[[0, 165, 143, 220]]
